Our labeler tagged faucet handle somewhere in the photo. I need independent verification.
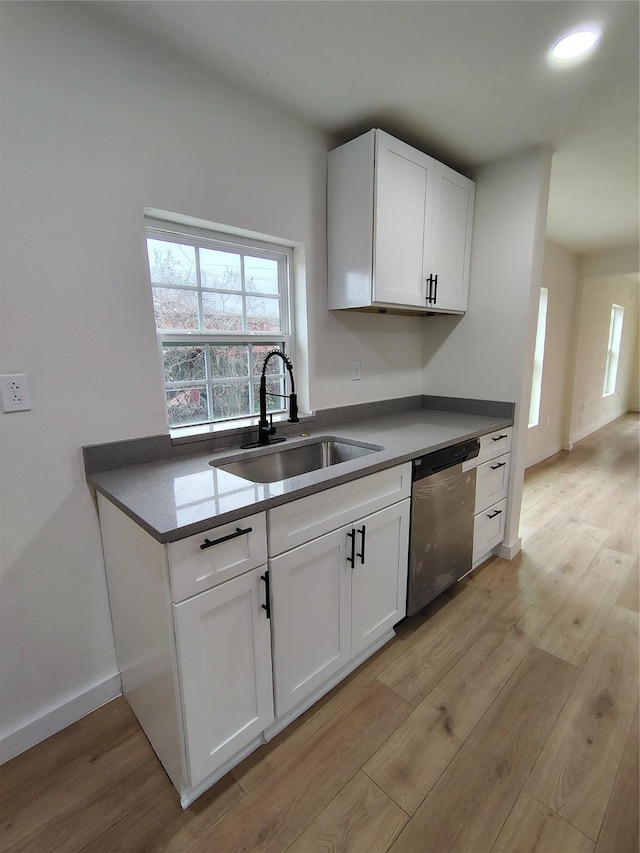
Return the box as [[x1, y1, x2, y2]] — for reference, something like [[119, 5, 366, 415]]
[[288, 392, 299, 423]]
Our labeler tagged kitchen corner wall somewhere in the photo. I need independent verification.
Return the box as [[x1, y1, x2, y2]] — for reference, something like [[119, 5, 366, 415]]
[[421, 147, 553, 560], [0, 2, 425, 759]]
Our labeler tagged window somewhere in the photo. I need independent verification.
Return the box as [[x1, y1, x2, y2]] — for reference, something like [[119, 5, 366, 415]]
[[145, 220, 293, 428], [528, 287, 548, 428], [603, 303, 624, 397]]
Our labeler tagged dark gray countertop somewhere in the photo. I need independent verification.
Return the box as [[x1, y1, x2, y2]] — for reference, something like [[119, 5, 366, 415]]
[[87, 406, 513, 543]]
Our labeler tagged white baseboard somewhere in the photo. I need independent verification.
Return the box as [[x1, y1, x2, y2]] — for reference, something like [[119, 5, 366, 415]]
[[494, 535, 522, 560], [525, 442, 562, 469], [0, 673, 122, 764], [571, 409, 629, 445]]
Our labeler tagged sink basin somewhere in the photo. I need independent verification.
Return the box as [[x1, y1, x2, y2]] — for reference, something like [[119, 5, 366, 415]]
[[211, 437, 383, 483]]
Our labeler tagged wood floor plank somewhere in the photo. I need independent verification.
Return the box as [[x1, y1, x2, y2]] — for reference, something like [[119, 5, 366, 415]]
[[519, 523, 610, 613], [490, 791, 595, 853], [534, 549, 635, 667], [594, 705, 639, 853], [387, 648, 579, 853], [605, 502, 640, 557], [519, 469, 565, 514], [285, 771, 408, 853], [563, 481, 619, 525], [519, 517, 583, 562], [616, 559, 639, 612], [0, 697, 135, 815], [79, 772, 244, 853], [188, 681, 411, 853], [525, 605, 639, 841], [519, 477, 584, 530], [583, 480, 639, 532], [377, 581, 512, 706], [0, 724, 166, 853], [364, 602, 552, 814]]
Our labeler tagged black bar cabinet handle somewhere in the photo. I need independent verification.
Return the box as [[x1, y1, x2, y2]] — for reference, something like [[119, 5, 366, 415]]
[[347, 528, 356, 567], [356, 525, 366, 565], [491, 435, 508, 442], [490, 462, 507, 470], [261, 571, 271, 619], [487, 509, 502, 519], [433, 273, 438, 304], [200, 525, 253, 550]]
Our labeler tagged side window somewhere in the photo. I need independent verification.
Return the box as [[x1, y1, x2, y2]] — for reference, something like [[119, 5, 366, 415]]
[[602, 304, 624, 397], [145, 222, 293, 428], [528, 287, 548, 428]]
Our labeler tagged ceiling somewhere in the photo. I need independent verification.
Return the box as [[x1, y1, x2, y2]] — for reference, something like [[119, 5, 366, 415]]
[[95, 0, 639, 255]]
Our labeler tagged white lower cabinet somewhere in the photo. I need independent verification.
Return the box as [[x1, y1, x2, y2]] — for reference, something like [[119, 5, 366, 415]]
[[469, 426, 513, 568], [173, 567, 274, 787], [97, 462, 411, 808], [269, 497, 410, 719]]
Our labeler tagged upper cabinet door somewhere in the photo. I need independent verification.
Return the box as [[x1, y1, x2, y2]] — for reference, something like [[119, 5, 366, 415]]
[[426, 162, 475, 313], [373, 131, 434, 308]]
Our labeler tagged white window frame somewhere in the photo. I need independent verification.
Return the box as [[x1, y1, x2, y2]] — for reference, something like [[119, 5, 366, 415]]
[[602, 303, 624, 397], [528, 287, 548, 428], [145, 217, 294, 429]]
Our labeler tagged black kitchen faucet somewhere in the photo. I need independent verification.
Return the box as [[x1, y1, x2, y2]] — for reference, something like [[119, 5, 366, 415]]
[[242, 348, 299, 448]]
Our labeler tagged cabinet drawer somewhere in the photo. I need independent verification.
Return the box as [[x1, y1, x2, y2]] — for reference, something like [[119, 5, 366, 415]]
[[475, 453, 510, 513], [473, 498, 507, 565], [168, 512, 267, 602], [477, 427, 512, 464], [268, 464, 412, 556]]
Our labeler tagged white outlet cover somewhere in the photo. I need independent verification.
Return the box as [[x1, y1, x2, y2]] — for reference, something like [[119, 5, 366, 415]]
[[1, 373, 31, 412]]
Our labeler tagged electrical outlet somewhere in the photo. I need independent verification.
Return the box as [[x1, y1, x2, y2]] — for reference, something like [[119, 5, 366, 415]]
[[352, 359, 361, 381], [545, 416, 550, 427], [1, 374, 31, 412]]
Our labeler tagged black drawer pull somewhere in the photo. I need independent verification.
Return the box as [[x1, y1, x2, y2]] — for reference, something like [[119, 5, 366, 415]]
[[200, 526, 253, 550], [261, 571, 270, 619], [347, 528, 356, 567], [356, 525, 366, 565], [487, 509, 502, 519], [491, 435, 508, 442], [490, 462, 506, 470]]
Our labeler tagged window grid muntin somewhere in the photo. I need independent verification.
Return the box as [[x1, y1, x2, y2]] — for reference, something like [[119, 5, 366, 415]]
[[160, 338, 288, 427], [147, 223, 292, 427]]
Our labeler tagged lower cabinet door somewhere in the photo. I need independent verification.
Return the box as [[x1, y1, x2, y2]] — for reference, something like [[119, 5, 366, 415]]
[[270, 528, 351, 718], [173, 566, 274, 788], [351, 499, 410, 658]]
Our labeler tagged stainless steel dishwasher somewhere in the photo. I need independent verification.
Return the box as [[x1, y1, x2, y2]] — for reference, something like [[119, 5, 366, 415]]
[[407, 438, 480, 616]]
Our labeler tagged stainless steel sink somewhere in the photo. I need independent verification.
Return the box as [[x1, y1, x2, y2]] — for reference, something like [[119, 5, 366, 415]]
[[210, 437, 383, 483]]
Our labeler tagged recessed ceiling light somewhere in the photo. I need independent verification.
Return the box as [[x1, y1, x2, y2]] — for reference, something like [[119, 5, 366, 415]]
[[551, 28, 601, 61]]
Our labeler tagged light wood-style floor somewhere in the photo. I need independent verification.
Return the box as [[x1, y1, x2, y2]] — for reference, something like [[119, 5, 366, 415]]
[[2, 414, 638, 853]]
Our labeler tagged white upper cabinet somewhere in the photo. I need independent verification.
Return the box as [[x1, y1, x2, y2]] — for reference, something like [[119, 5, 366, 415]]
[[327, 129, 475, 314]]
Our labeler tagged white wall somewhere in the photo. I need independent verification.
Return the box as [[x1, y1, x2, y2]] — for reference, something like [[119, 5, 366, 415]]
[[525, 241, 579, 468], [422, 148, 552, 559], [568, 273, 639, 443], [0, 2, 425, 758]]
